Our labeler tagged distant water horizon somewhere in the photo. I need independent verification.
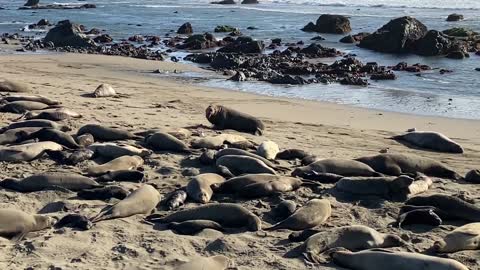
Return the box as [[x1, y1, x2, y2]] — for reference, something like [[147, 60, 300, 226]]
[[1, 0, 480, 119]]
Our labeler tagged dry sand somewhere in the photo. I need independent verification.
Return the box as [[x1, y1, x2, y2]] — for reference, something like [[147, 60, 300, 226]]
[[0, 53, 479, 270]]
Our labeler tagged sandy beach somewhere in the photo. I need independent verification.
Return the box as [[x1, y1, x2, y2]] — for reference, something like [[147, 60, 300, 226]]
[[0, 53, 479, 269]]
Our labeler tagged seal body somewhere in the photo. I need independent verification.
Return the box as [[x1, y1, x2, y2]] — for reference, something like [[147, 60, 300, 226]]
[[55, 214, 92, 230], [96, 170, 145, 183], [292, 159, 379, 177], [0, 127, 41, 145], [27, 128, 79, 149], [187, 173, 225, 203], [168, 220, 224, 235], [0, 80, 30, 92], [465, 170, 480, 184], [406, 194, 480, 222], [257, 140, 280, 160], [67, 149, 95, 165], [77, 124, 137, 141], [165, 190, 188, 210], [266, 199, 331, 231], [88, 143, 151, 159], [76, 133, 95, 147], [397, 209, 442, 228], [191, 133, 247, 149], [215, 148, 281, 170], [0, 101, 51, 113], [77, 186, 129, 200], [3, 94, 60, 105], [175, 256, 230, 270], [216, 155, 277, 175], [434, 222, 480, 253], [393, 131, 464, 153], [276, 149, 310, 160], [24, 108, 81, 121], [145, 132, 191, 153], [0, 141, 63, 162], [206, 105, 264, 135], [93, 83, 116, 97], [2, 119, 67, 132], [0, 173, 100, 192], [86, 155, 144, 176], [0, 209, 54, 240]]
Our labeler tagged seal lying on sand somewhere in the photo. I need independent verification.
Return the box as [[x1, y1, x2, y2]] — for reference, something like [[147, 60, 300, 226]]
[[0, 173, 100, 192], [331, 249, 468, 270], [26, 128, 80, 149], [175, 256, 230, 270], [406, 194, 480, 222], [215, 148, 287, 171], [93, 83, 116, 97], [397, 209, 443, 228], [0, 80, 30, 92], [0, 101, 53, 113], [292, 159, 380, 178], [392, 131, 464, 153], [1, 119, 68, 132], [88, 143, 151, 159], [0, 141, 63, 162], [190, 133, 247, 149], [304, 225, 403, 263], [216, 155, 277, 175], [86, 155, 144, 176], [77, 186, 130, 200], [465, 169, 480, 184], [22, 108, 82, 121], [0, 209, 54, 241], [145, 132, 192, 153], [77, 124, 137, 141], [355, 153, 461, 180], [91, 184, 161, 223], [206, 104, 265, 135], [96, 170, 145, 183], [147, 203, 262, 231], [434, 222, 480, 253], [168, 220, 224, 235], [276, 149, 310, 160], [0, 127, 41, 145], [2, 93, 60, 105], [257, 140, 279, 160], [186, 173, 225, 203], [165, 190, 188, 210], [266, 199, 331, 231]]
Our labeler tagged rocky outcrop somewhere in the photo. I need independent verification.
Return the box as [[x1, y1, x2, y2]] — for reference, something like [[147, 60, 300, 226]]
[[359, 16, 427, 53], [214, 25, 237, 33], [217, 37, 264, 54], [413, 30, 453, 56], [442, 27, 478, 38], [211, 0, 236, 4], [20, 3, 96, 9], [241, 0, 259, 3], [93, 34, 113, 43], [177, 22, 193, 35], [299, 43, 342, 58], [177, 33, 220, 50], [339, 32, 369, 43], [446, 14, 463, 22], [302, 14, 351, 34], [44, 20, 96, 48], [24, 0, 39, 6]]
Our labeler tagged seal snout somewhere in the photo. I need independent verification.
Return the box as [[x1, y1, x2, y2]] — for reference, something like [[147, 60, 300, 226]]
[[433, 240, 446, 252]]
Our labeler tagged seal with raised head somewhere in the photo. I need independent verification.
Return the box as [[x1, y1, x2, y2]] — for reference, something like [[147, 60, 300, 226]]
[[168, 220, 224, 235], [355, 153, 461, 180], [331, 249, 469, 270], [93, 83, 116, 97], [88, 143, 152, 159], [91, 184, 161, 223], [77, 185, 130, 200], [86, 155, 144, 176], [406, 194, 480, 222], [0, 141, 63, 162], [292, 158, 380, 178], [145, 132, 192, 153], [392, 131, 464, 154], [147, 203, 262, 231], [77, 124, 137, 141], [0, 173, 100, 192], [0, 209, 54, 240], [216, 155, 277, 175], [175, 256, 230, 270], [0, 127, 41, 145], [257, 140, 280, 160], [67, 149, 95, 165], [0, 80, 30, 93], [266, 199, 331, 231], [206, 104, 265, 135], [2, 94, 60, 105], [304, 225, 403, 263], [434, 222, 480, 253], [186, 173, 225, 203], [76, 133, 95, 147], [26, 128, 80, 149], [165, 189, 187, 210]]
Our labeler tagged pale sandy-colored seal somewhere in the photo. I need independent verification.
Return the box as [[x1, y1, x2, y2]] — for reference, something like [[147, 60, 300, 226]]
[[77, 124, 137, 141], [145, 132, 192, 153], [93, 83, 116, 97], [256, 140, 279, 160], [213, 174, 304, 198], [91, 184, 161, 222], [292, 158, 380, 178], [2, 119, 68, 132], [434, 222, 480, 253], [216, 155, 277, 175], [88, 142, 152, 159], [0, 209, 54, 241], [168, 220, 224, 235], [147, 203, 262, 231], [0, 127, 41, 145], [86, 155, 144, 176], [355, 153, 461, 180], [2, 93, 60, 105], [0, 100, 53, 113], [215, 148, 286, 171], [392, 131, 464, 154], [0, 141, 63, 162], [23, 108, 82, 121], [331, 249, 468, 270], [186, 173, 225, 203], [190, 133, 247, 149], [135, 128, 192, 140], [0, 173, 100, 192], [67, 149, 95, 165], [27, 128, 80, 149], [175, 256, 230, 270], [206, 104, 265, 135], [0, 80, 30, 93], [304, 225, 403, 263], [266, 199, 331, 231], [406, 194, 480, 222]]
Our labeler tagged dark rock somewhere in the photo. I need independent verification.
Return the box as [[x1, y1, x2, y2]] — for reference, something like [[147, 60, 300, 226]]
[[446, 50, 468, 59], [229, 70, 247, 81], [341, 32, 370, 43], [311, 36, 325, 41], [413, 30, 453, 56], [229, 29, 242, 36], [44, 20, 96, 48], [128, 35, 144, 42], [214, 25, 237, 33], [177, 33, 218, 50], [465, 169, 480, 183], [218, 37, 264, 53], [37, 19, 49, 26], [241, 0, 259, 3], [359, 16, 428, 53], [271, 38, 281, 44], [443, 27, 478, 38], [370, 71, 396, 80], [268, 74, 307, 85], [24, 0, 39, 6], [177, 22, 193, 35], [439, 69, 453, 74], [339, 35, 355, 43], [85, 28, 101, 35], [302, 14, 351, 34], [340, 76, 368, 86], [211, 0, 236, 4], [247, 26, 258, 30], [446, 14, 464, 22], [184, 53, 214, 64], [93, 34, 113, 43], [299, 43, 342, 58], [392, 62, 408, 71], [476, 68, 480, 71], [211, 54, 244, 69], [405, 66, 421, 72]]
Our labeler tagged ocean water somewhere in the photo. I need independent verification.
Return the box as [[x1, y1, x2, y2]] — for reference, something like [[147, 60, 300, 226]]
[[0, 0, 479, 119]]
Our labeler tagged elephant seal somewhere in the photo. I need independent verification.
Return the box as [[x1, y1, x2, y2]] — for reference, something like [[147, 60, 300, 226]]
[[145, 132, 192, 153], [216, 155, 277, 175], [465, 170, 480, 184], [0, 101, 53, 113], [0, 173, 100, 192], [400, 205, 453, 220], [292, 159, 380, 178], [135, 128, 192, 140], [206, 104, 265, 135], [397, 209, 442, 228], [272, 200, 297, 219], [77, 124, 138, 141], [54, 214, 92, 231], [289, 229, 322, 242], [299, 172, 344, 183], [434, 222, 480, 253], [23, 108, 82, 121], [331, 249, 468, 270], [215, 148, 286, 171], [168, 220, 224, 235], [2, 94, 60, 105], [266, 199, 331, 231], [165, 190, 187, 210], [199, 149, 217, 165], [0, 80, 30, 92], [96, 170, 145, 183], [88, 143, 152, 159], [0, 141, 63, 162], [86, 155, 144, 176], [304, 225, 403, 263], [1, 119, 68, 133], [0, 209, 54, 240], [276, 149, 310, 160], [406, 194, 480, 222], [392, 131, 464, 154], [91, 184, 161, 223], [77, 186, 130, 200], [213, 174, 304, 198], [175, 256, 230, 270], [257, 140, 279, 160], [227, 140, 256, 150], [76, 133, 95, 147], [302, 155, 321, 165], [355, 153, 461, 180], [26, 128, 80, 149], [67, 149, 95, 165], [186, 173, 225, 203], [93, 83, 116, 97], [191, 133, 247, 149], [147, 203, 262, 231], [0, 127, 41, 145]]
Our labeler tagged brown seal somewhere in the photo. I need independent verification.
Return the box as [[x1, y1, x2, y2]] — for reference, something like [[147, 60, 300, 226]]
[[266, 199, 331, 231], [392, 131, 463, 153], [206, 104, 265, 135], [0, 208, 54, 241]]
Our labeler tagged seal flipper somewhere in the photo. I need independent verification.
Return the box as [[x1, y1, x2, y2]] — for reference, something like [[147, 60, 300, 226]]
[[90, 205, 115, 223]]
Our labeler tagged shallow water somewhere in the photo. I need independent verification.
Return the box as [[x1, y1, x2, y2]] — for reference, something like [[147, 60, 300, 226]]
[[0, 0, 479, 119]]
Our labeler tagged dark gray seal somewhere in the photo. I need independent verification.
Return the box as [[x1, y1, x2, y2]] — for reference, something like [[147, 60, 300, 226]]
[[216, 155, 277, 175], [167, 220, 224, 235], [392, 131, 464, 153], [165, 189, 187, 210], [276, 149, 310, 160], [266, 199, 331, 231], [26, 128, 80, 149], [55, 214, 92, 231], [206, 104, 265, 135], [77, 186, 129, 200], [145, 132, 192, 153], [0, 127, 41, 145], [77, 124, 138, 141], [465, 169, 480, 184], [397, 209, 442, 228], [96, 170, 145, 183], [67, 149, 94, 165], [1, 119, 69, 133], [0, 173, 100, 192], [406, 194, 480, 222]]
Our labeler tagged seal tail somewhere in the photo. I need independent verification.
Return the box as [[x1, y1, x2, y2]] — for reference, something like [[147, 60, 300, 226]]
[[264, 221, 285, 231], [90, 207, 113, 223]]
